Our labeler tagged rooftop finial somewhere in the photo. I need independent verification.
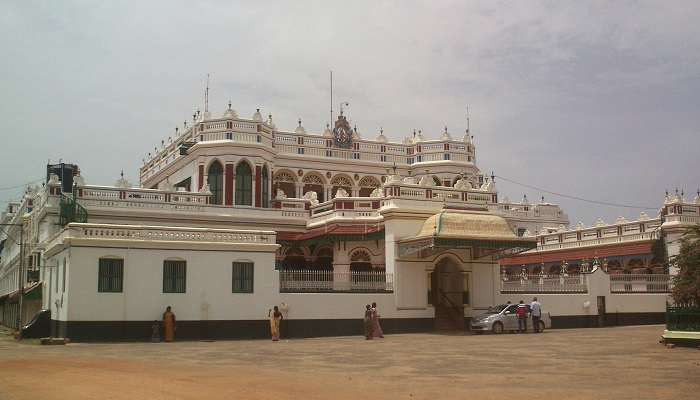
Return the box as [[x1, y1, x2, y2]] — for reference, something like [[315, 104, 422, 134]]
[[205, 73, 210, 113], [298, 118, 302, 127], [120, 170, 124, 179], [380, 127, 383, 134]]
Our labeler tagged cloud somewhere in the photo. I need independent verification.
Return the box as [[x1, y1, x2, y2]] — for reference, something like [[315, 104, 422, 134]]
[[1, 1, 699, 224]]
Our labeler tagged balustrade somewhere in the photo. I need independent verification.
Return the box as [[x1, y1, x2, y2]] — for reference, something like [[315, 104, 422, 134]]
[[279, 269, 393, 293]]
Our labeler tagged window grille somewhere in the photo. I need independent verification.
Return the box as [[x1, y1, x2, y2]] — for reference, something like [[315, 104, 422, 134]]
[[98, 258, 123, 293], [163, 260, 186, 293], [232, 262, 254, 293]]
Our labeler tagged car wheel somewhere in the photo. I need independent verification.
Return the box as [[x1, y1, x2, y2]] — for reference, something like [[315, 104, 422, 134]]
[[538, 321, 545, 333], [492, 322, 504, 334]]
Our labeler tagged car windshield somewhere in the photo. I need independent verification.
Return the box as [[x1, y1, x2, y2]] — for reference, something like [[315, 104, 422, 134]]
[[486, 304, 509, 314]]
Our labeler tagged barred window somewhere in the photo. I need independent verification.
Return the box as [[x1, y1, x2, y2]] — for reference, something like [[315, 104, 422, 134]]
[[98, 258, 123, 293], [232, 262, 254, 293], [163, 260, 186, 293]]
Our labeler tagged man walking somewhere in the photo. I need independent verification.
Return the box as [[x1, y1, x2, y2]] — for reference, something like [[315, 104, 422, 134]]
[[516, 300, 529, 333], [530, 297, 542, 333]]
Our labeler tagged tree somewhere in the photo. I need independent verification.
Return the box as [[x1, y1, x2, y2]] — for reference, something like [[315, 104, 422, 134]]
[[671, 225, 700, 306]]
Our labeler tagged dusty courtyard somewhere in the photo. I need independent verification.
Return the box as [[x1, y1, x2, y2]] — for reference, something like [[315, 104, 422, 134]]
[[0, 325, 697, 400]]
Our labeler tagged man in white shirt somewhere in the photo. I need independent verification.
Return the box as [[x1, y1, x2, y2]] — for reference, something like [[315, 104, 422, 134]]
[[530, 297, 542, 333]]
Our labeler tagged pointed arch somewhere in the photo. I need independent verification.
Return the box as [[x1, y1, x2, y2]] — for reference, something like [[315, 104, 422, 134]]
[[273, 169, 297, 199], [235, 160, 253, 205], [331, 173, 354, 198], [302, 171, 326, 202], [358, 175, 381, 197], [207, 160, 224, 205]]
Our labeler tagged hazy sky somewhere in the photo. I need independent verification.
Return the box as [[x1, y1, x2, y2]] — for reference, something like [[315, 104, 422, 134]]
[[1, 1, 699, 225]]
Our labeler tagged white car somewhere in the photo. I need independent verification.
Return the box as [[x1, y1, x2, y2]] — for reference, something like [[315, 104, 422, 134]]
[[470, 304, 551, 334]]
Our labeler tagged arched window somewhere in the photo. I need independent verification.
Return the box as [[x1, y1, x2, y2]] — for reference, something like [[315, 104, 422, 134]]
[[235, 162, 252, 205], [208, 161, 224, 205], [261, 166, 270, 208]]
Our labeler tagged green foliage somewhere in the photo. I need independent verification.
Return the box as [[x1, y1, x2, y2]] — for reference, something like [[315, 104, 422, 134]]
[[671, 225, 700, 306]]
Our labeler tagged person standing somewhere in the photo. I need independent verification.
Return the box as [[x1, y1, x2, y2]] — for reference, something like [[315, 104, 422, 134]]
[[269, 305, 283, 341], [363, 305, 373, 340], [162, 306, 176, 342], [371, 302, 384, 338], [530, 297, 542, 333], [516, 300, 528, 333]]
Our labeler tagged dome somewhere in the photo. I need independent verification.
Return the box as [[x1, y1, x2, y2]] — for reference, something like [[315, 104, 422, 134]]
[[252, 108, 263, 122], [441, 126, 452, 141], [223, 101, 238, 118], [414, 129, 425, 143], [376, 128, 387, 142], [463, 129, 472, 143], [322, 124, 332, 137], [294, 118, 306, 134], [415, 211, 527, 243], [352, 126, 361, 140]]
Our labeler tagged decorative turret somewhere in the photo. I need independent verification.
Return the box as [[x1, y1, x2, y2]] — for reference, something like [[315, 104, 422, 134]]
[[322, 124, 332, 137], [441, 126, 452, 141], [267, 113, 276, 129], [252, 108, 263, 122], [294, 118, 306, 134], [115, 170, 131, 189], [376, 127, 387, 143], [223, 100, 238, 118], [352, 125, 361, 140]]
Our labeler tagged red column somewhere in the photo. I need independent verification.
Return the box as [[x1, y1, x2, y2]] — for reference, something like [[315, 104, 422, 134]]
[[198, 165, 204, 190], [225, 164, 234, 206], [255, 166, 262, 207]]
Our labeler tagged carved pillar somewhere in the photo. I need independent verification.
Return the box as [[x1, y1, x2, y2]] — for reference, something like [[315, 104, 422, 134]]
[[225, 164, 234, 206], [255, 166, 261, 207], [198, 164, 204, 190], [333, 242, 350, 291]]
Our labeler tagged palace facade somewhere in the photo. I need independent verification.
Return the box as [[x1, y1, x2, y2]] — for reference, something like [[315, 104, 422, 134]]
[[0, 102, 685, 340]]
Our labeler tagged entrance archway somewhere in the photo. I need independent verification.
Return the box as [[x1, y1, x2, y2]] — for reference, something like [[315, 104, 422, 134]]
[[431, 257, 465, 330]]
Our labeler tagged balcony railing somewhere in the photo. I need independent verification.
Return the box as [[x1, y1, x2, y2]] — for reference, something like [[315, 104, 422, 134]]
[[501, 274, 588, 293], [279, 270, 393, 293], [610, 274, 672, 293]]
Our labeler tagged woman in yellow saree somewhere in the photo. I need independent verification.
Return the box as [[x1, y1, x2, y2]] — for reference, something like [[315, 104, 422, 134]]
[[162, 306, 176, 342], [269, 305, 283, 341]]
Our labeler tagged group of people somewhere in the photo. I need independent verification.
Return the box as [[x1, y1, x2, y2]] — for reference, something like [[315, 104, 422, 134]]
[[363, 302, 384, 340], [513, 297, 542, 333]]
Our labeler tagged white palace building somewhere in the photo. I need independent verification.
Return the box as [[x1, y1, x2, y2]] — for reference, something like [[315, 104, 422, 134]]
[[0, 102, 693, 340]]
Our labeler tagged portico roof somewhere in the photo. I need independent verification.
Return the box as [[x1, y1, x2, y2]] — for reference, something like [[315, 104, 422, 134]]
[[398, 210, 536, 258]]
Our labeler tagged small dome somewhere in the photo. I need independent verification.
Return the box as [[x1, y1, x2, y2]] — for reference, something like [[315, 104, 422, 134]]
[[223, 101, 238, 118], [252, 108, 263, 122], [376, 127, 387, 142], [322, 124, 332, 137], [595, 218, 607, 227], [294, 118, 306, 134], [352, 125, 361, 140], [441, 126, 452, 141], [414, 129, 425, 143], [463, 129, 472, 143]]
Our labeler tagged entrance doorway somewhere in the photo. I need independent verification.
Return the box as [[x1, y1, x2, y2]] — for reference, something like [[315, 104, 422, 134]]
[[431, 257, 465, 330]]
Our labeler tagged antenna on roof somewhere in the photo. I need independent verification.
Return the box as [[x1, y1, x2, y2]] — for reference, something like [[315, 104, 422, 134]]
[[330, 70, 333, 125], [205, 73, 210, 113], [466, 105, 470, 134]]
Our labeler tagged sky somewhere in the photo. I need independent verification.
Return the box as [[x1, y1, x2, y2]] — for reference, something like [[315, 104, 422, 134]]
[[1, 1, 699, 225]]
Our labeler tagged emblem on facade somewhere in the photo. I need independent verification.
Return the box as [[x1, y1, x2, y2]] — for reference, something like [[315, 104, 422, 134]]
[[332, 112, 353, 148]]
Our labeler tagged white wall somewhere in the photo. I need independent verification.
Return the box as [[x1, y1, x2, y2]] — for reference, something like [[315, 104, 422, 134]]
[[493, 268, 668, 316]]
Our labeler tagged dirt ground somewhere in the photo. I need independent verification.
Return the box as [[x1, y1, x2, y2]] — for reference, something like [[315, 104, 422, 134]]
[[0, 325, 698, 400]]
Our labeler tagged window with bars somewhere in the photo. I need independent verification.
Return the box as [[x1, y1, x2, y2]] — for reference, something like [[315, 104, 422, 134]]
[[98, 258, 124, 293], [232, 262, 254, 293], [163, 260, 186, 293]]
